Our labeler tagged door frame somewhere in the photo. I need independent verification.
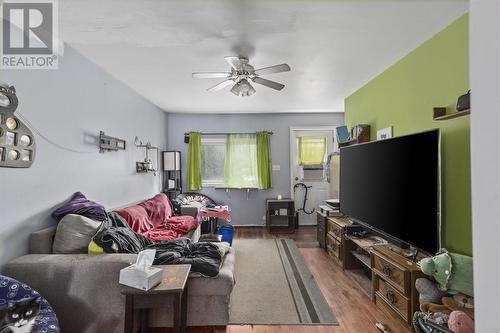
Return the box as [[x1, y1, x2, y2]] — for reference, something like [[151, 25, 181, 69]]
[[289, 126, 338, 202]]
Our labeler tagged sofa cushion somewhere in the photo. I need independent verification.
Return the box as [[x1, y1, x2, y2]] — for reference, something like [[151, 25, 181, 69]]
[[139, 193, 173, 228], [52, 214, 102, 254], [115, 205, 152, 233], [52, 192, 107, 221]]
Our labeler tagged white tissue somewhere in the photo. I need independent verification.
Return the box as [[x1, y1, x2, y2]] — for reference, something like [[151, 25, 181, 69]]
[[135, 249, 156, 271]]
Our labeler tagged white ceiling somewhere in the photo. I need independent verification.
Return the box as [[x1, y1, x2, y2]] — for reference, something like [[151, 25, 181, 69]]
[[59, 0, 468, 113]]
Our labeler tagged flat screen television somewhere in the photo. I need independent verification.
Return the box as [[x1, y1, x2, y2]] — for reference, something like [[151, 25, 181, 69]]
[[339, 129, 440, 254]]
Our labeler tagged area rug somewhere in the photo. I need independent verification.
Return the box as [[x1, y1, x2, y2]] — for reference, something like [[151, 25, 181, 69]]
[[229, 238, 337, 325]]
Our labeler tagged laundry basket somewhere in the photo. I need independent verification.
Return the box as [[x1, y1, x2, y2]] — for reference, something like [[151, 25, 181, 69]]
[[218, 224, 234, 246]]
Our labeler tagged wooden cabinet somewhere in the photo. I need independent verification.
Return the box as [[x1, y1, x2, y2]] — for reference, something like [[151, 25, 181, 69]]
[[316, 212, 326, 248], [371, 245, 424, 326], [325, 217, 352, 267]]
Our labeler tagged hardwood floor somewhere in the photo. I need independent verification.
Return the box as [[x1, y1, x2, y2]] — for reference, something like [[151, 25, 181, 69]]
[[154, 226, 411, 333]]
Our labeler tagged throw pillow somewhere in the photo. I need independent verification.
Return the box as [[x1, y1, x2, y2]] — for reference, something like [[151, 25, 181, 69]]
[[52, 214, 102, 254], [52, 192, 107, 221]]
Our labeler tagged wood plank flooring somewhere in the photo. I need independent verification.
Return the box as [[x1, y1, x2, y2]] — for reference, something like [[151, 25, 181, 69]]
[[153, 226, 411, 333]]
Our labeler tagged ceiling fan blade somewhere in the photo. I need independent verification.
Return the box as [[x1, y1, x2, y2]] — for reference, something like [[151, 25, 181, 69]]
[[253, 77, 285, 91], [254, 64, 291, 75], [207, 80, 234, 92], [224, 56, 242, 70], [192, 72, 230, 79]]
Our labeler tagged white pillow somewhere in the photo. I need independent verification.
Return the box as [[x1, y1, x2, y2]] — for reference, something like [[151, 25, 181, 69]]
[[52, 214, 102, 254]]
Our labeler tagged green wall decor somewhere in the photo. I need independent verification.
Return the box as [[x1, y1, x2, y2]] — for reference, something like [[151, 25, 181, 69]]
[[344, 14, 471, 255]]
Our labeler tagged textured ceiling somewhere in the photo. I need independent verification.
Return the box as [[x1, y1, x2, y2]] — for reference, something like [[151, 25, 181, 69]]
[[59, 0, 468, 113]]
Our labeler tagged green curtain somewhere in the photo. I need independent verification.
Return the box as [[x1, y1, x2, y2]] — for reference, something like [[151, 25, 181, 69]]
[[187, 132, 202, 190], [224, 134, 259, 188], [256, 131, 272, 189], [298, 136, 326, 165]]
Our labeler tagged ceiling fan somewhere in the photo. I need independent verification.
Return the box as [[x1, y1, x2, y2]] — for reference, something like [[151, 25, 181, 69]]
[[192, 56, 291, 97]]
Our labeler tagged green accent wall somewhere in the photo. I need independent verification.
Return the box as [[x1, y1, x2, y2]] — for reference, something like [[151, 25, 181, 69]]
[[345, 15, 471, 255]]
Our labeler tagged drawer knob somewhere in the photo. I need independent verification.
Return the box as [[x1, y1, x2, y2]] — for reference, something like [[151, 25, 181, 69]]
[[382, 265, 392, 277], [386, 290, 396, 304]]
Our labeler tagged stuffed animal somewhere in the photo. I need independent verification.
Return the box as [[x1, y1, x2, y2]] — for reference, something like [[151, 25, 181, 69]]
[[453, 293, 474, 309], [420, 296, 474, 319], [448, 311, 474, 333], [442, 297, 474, 319], [416, 278, 447, 305], [420, 302, 452, 315], [419, 249, 474, 296]]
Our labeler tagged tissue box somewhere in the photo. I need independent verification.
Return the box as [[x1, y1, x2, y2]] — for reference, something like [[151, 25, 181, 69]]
[[119, 265, 163, 291]]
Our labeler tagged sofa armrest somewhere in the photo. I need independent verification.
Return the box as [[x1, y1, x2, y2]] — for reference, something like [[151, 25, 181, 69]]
[[2, 254, 137, 333], [30, 226, 57, 254], [180, 205, 199, 218]]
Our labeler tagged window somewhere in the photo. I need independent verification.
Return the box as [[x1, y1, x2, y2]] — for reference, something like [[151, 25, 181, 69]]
[[201, 137, 226, 187], [298, 136, 327, 181], [200, 134, 260, 188]]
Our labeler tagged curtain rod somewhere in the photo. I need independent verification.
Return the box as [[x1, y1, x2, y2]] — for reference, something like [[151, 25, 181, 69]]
[[183, 131, 273, 136]]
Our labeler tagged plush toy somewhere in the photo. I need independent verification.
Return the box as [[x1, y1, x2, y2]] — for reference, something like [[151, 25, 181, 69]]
[[420, 296, 474, 319], [416, 278, 447, 305], [420, 302, 452, 315], [448, 311, 474, 333], [419, 249, 474, 296], [442, 297, 474, 319], [453, 293, 474, 309]]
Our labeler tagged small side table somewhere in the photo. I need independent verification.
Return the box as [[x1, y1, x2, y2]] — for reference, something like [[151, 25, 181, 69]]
[[266, 199, 296, 233], [121, 264, 191, 333]]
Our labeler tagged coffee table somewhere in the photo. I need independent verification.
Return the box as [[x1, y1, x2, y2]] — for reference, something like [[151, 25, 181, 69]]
[[121, 264, 191, 333]]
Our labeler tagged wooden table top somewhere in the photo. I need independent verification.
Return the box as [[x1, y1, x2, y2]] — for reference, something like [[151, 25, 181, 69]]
[[121, 264, 191, 295]]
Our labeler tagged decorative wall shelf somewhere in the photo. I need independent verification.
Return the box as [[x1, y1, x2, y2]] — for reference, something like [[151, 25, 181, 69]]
[[433, 107, 470, 121]]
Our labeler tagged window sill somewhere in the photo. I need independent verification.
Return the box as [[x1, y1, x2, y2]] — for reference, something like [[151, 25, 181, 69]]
[[201, 183, 224, 188]]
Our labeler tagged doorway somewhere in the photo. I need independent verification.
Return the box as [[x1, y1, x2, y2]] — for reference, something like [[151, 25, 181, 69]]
[[290, 126, 336, 226]]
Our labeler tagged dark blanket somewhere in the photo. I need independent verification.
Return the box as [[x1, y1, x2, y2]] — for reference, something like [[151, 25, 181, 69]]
[[92, 213, 226, 277], [148, 238, 226, 277]]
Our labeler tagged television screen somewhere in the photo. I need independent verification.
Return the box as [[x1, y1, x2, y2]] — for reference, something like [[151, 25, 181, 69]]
[[340, 130, 440, 254]]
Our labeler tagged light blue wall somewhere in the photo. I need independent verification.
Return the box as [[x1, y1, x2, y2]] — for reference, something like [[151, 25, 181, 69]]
[[167, 113, 344, 226], [0, 46, 168, 268]]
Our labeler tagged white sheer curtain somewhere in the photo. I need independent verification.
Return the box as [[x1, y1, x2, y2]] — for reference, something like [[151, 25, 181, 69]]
[[224, 134, 259, 188]]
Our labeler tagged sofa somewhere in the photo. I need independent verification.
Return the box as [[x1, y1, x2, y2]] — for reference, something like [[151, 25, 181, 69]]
[[2, 197, 235, 333]]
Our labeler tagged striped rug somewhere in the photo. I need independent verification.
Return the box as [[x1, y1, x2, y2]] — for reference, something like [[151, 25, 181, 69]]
[[229, 238, 337, 325]]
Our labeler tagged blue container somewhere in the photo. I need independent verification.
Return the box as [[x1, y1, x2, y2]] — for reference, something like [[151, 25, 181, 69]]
[[218, 224, 234, 246]]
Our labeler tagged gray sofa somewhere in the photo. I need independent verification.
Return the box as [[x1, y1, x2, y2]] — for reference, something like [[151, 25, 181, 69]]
[[2, 207, 235, 333]]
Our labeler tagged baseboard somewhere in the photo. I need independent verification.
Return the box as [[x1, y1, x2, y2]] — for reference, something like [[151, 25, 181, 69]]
[[233, 224, 265, 228]]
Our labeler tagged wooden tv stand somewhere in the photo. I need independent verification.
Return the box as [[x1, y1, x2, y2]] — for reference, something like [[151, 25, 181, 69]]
[[342, 233, 426, 327]]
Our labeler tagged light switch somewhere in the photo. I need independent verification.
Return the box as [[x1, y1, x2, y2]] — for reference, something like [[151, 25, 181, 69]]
[[272, 165, 280, 171]]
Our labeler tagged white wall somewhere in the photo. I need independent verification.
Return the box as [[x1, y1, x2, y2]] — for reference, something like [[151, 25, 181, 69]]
[[167, 112, 344, 226], [0, 45, 168, 268], [470, 1, 500, 332]]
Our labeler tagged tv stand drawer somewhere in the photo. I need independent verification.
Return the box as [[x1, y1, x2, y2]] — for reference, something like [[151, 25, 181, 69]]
[[372, 252, 409, 295], [326, 234, 341, 260], [374, 277, 410, 322], [326, 218, 343, 241]]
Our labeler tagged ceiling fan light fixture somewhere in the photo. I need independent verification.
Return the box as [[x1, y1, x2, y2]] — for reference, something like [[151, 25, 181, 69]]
[[193, 57, 290, 96], [230, 83, 240, 96], [231, 79, 256, 97]]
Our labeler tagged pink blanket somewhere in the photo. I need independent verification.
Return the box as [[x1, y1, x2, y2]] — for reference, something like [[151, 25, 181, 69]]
[[115, 193, 199, 242]]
